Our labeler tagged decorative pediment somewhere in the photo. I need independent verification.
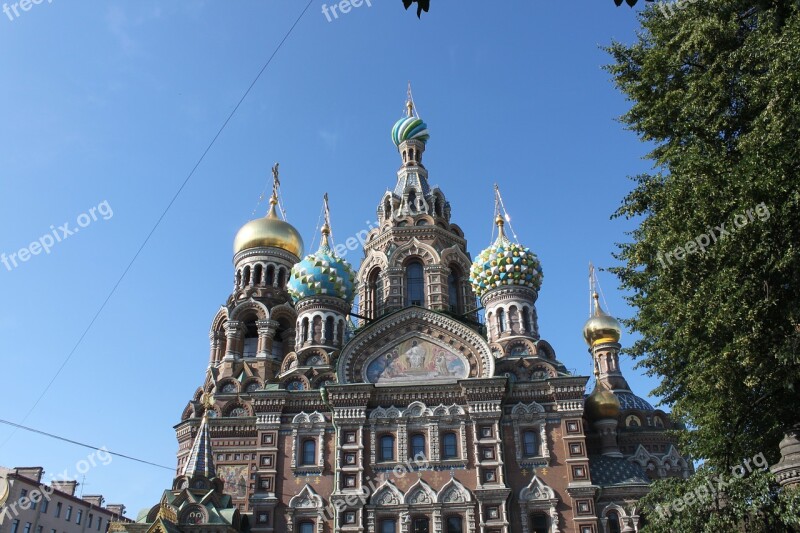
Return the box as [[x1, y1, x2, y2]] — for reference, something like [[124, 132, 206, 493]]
[[370, 406, 402, 420], [511, 402, 546, 420], [520, 476, 556, 501], [629, 444, 656, 467], [437, 478, 472, 504], [292, 411, 326, 427], [371, 480, 404, 506], [403, 401, 433, 418], [405, 479, 436, 505], [337, 307, 494, 384], [289, 485, 324, 509]]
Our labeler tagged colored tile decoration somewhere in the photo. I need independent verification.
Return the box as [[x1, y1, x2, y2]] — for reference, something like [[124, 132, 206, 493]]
[[615, 392, 655, 411], [287, 241, 356, 303], [469, 236, 543, 298], [391, 116, 430, 146]]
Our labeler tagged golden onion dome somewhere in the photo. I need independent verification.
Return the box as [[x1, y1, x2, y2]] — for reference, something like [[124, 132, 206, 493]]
[[233, 199, 304, 257], [582, 292, 622, 347], [585, 383, 621, 422]]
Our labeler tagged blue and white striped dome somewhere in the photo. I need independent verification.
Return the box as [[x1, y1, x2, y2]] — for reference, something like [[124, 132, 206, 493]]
[[288, 229, 356, 303], [391, 116, 430, 147]]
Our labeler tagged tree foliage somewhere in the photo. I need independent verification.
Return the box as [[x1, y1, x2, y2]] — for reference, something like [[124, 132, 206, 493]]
[[606, 0, 800, 529]]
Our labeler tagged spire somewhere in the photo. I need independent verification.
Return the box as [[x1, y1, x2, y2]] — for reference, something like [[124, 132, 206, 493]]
[[182, 393, 216, 480], [406, 81, 415, 118], [267, 163, 281, 219], [321, 193, 331, 250]]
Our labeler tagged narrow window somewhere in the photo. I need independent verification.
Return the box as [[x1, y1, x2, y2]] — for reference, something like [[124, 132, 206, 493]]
[[522, 307, 531, 333], [406, 261, 425, 307], [607, 512, 621, 533], [65, 506, 73, 521], [325, 316, 335, 344], [10, 521, 19, 533], [76, 510, 83, 525], [368, 268, 383, 319], [410, 434, 426, 459], [412, 517, 430, 533], [448, 269, 461, 313], [522, 430, 538, 457], [442, 432, 458, 459], [380, 435, 395, 462], [531, 513, 548, 533], [445, 517, 463, 533], [55, 503, 62, 518], [301, 439, 316, 465]]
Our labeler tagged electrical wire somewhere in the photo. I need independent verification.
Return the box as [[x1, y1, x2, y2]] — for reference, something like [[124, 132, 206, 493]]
[[0, 0, 315, 450]]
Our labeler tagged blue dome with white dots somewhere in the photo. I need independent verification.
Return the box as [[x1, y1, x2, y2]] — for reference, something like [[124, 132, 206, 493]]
[[288, 226, 356, 303]]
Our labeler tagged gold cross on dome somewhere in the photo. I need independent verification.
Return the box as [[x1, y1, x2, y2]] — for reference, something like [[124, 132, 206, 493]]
[[521, 468, 529, 477]]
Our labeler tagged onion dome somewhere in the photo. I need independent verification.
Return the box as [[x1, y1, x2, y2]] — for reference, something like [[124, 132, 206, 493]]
[[288, 223, 356, 303], [392, 115, 429, 147], [582, 292, 622, 347], [585, 382, 621, 422], [469, 216, 543, 299], [233, 197, 304, 257]]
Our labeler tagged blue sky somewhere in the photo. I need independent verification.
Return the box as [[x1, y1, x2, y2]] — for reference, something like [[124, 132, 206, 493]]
[[0, 0, 656, 516]]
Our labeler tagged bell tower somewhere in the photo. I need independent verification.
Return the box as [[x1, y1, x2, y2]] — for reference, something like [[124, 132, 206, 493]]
[[356, 86, 475, 323]]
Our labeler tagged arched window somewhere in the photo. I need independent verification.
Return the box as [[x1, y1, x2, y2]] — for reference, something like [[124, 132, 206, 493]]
[[448, 267, 462, 313], [235, 269, 242, 288], [442, 432, 458, 459], [406, 261, 425, 307], [379, 435, 395, 462], [522, 307, 531, 333], [266, 264, 275, 286], [368, 268, 383, 319], [497, 308, 506, 333], [445, 516, 463, 533], [299, 522, 314, 533], [607, 511, 621, 533], [325, 316, 335, 344], [380, 519, 396, 533], [531, 513, 548, 533], [522, 430, 538, 457], [243, 266, 251, 286], [253, 264, 263, 285], [301, 439, 316, 465], [277, 267, 286, 288], [410, 434, 426, 459], [301, 317, 310, 344]]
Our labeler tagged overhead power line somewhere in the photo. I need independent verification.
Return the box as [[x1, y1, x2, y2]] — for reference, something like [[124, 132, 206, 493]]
[[0, 0, 314, 450]]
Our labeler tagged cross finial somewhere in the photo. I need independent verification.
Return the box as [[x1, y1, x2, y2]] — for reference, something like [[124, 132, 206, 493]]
[[406, 81, 414, 117], [270, 163, 281, 204], [321, 193, 331, 247]]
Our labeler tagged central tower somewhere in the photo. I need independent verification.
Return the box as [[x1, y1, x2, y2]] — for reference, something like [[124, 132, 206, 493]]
[[356, 87, 475, 322]]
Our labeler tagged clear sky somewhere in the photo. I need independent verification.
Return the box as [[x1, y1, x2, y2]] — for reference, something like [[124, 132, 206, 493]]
[[0, 0, 656, 516]]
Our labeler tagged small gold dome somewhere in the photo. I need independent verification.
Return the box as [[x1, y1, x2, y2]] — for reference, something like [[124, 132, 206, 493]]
[[585, 385, 621, 421], [582, 292, 622, 347], [233, 201, 304, 257]]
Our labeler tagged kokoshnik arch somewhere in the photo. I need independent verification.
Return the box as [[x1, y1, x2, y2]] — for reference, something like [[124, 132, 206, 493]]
[[111, 89, 690, 533]]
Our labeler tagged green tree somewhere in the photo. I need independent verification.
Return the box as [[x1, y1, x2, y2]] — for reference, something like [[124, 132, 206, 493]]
[[606, 0, 800, 529]]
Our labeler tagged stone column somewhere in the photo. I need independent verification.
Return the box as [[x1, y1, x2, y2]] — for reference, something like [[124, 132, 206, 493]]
[[224, 320, 244, 361], [256, 319, 278, 359], [209, 330, 225, 364]]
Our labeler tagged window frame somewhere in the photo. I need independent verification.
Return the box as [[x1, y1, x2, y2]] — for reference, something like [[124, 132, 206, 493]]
[[442, 432, 458, 459]]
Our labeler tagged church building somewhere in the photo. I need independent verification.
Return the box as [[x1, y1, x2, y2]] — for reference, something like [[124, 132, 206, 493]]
[[114, 91, 691, 533]]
